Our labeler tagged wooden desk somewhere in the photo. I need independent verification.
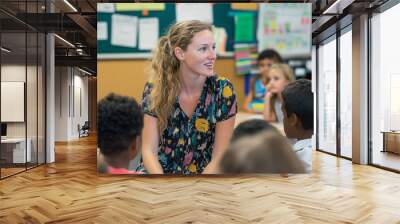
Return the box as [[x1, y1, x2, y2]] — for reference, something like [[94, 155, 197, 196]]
[[381, 131, 400, 154]]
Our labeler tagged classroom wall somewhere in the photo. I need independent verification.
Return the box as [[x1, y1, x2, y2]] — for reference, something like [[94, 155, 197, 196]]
[[55, 67, 69, 141], [97, 58, 245, 109]]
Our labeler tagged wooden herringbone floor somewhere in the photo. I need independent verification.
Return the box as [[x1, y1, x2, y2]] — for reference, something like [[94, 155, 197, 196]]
[[1, 135, 400, 223]]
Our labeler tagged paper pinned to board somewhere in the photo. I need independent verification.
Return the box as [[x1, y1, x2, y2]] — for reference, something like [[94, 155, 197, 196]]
[[115, 3, 165, 11], [231, 3, 258, 11], [139, 18, 159, 50], [213, 27, 227, 55], [97, 22, 108, 40], [111, 14, 138, 48], [176, 3, 213, 23], [97, 3, 115, 13]]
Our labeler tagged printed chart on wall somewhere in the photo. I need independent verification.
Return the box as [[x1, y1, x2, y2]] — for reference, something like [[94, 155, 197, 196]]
[[257, 3, 311, 58]]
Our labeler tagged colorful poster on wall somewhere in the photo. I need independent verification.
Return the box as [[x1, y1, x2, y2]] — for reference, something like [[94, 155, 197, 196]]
[[257, 3, 311, 58], [234, 43, 258, 75], [234, 12, 255, 42]]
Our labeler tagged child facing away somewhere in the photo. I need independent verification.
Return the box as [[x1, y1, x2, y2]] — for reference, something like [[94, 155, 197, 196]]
[[97, 93, 144, 174], [281, 79, 314, 173], [219, 119, 305, 174]]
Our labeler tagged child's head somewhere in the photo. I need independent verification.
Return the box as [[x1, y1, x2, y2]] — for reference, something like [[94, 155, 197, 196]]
[[257, 49, 283, 81], [267, 63, 295, 94], [220, 130, 305, 174], [97, 93, 143, 168], [231, 119, 278, 143], [281, 79, 314, 139]]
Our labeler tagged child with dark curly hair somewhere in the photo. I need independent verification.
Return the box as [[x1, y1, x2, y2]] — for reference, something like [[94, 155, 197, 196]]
[[97, 93, 144, 174], [281, 79, 314, 173]]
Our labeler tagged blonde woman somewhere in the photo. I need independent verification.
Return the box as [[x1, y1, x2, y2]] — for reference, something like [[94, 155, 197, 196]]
[[263, 63, 295, 122], [136, 20, 237, 174]]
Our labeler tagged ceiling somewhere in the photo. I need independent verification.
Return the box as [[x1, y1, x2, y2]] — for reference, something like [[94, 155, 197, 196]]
[[0, 0, 392, 76], [0, 0, 99, 75], [311, 0, 390, 44]]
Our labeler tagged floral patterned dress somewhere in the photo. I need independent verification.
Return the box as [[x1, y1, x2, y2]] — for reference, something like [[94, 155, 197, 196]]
[[136, 76, 237, 174]]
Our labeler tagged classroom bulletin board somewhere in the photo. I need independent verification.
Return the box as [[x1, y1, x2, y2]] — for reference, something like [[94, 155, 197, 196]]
[[97, 3, 311, 74], [97, 3, 258, 59]]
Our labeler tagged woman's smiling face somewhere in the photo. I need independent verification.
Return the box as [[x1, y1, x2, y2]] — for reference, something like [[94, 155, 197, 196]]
[[178, 29, 217, 77]]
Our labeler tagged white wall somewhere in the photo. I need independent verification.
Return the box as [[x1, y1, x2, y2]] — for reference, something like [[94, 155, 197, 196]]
[[55, 67, 89, 141], [1, 82, 25, 122], [55, 66, 69, 141], [1, 65, 31, 138], [1, 65, 26, 81]]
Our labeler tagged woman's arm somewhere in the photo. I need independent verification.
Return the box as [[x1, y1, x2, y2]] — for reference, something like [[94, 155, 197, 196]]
[[141, 114, 164, 174], [263, 92, 277, 122], [202, 116, 236, 174]]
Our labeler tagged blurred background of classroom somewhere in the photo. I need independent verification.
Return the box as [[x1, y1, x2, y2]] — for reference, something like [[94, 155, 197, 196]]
[[96, 2, 310, 170]]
